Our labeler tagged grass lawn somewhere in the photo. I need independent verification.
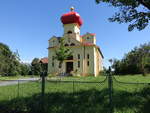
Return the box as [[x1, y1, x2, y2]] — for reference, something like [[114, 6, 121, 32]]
[[47, 75, 107, 82], [0, 75, 149, 113], [114, 74, 150, 83]]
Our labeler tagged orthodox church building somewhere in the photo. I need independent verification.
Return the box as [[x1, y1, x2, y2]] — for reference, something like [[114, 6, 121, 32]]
[[48, 8, 104, 76]]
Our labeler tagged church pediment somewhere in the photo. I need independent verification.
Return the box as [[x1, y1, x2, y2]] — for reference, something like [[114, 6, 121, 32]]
[[63, 37, 82, 46], [49, 36, 61, 47]]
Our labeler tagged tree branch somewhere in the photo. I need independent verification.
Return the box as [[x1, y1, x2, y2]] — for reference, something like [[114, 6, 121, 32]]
[[137, 0, 150, 10]]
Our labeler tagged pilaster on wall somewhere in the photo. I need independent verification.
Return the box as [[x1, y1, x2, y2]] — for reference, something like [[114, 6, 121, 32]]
[[93, 47, 97, 77]]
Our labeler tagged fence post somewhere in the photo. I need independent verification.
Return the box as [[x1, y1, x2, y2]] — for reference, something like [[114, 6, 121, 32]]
[[108, 66, 113, 113], [41, 71, 46, 112], [41, 72, 45, 97], [73, 81, 74, 95], [17, 80, 20, 97]]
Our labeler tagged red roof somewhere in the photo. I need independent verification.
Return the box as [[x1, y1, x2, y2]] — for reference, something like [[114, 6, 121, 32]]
[[81, 33, 96, 38], [40, 58, 48, 64], [82, 42, 95, 46], [61, 11, 83, 26]]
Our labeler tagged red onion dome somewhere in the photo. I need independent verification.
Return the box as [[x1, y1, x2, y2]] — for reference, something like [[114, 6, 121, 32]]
[[61, 11, 83, 26]]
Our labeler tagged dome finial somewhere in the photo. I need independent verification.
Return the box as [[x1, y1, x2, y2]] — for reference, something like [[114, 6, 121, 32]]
[[70, 6, 74, 12]]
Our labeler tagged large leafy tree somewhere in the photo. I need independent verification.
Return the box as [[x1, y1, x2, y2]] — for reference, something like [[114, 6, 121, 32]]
[[55, 38, 72, 69], [96, 0, 150, 31], [0, 43, 20, 76], [31, 58, 41, 75], [20, 63, 31, 76], [112, 42, 150, 75]]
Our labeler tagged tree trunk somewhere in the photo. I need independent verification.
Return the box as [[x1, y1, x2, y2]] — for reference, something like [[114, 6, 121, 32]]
[[59, 62, 63, 76]]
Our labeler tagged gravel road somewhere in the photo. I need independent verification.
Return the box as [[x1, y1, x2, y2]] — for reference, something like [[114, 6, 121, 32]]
[[0, 78, 40, 86]]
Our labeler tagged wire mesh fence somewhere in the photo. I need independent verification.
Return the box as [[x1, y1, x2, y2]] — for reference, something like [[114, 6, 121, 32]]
[[0, 74, 149, 113], [0, 80, 41, 101], [112, 75, 150, 113], [0, 77, 109, 113], [44, 77, 109, 113]]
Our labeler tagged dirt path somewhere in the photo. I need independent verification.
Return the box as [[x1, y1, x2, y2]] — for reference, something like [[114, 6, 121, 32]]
[[0, 78, 40, 86]]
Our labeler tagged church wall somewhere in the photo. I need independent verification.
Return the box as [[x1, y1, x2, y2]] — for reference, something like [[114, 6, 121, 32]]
[[48, 48, 64, 75], [95, 48, 100, 76], [48, 49, 54, 74], [93, 47, 97, 76], [48, 46, 84, 75], [49, 37, 59, 47], [99, 52, 103, 71], [95, 48, 104, 76], [69, 46, 84, 75], [83, 46, 95, 76], [48, 46, 97, 76]]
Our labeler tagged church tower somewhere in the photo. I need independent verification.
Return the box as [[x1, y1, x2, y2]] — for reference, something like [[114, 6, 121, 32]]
[[61, 7, 83, 42]]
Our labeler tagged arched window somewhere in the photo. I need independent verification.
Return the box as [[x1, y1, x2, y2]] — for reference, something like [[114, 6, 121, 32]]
[[78, 61, 80, 68], [64, 44, 69, 46], [67, 31, 72, 34], [87, 54, 89, 59], [52, 56, 54, 67], [70, 43, 75, 46], [67, 56, 73, 60], [78, 54, 80, 59], [87, 61, 89, 66]]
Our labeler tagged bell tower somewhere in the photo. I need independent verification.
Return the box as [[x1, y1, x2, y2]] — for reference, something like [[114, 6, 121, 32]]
[[61, 7, 83, 42]]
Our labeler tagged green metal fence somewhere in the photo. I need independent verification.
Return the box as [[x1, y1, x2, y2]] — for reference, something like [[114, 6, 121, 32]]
[[0, 72, 149, 113]]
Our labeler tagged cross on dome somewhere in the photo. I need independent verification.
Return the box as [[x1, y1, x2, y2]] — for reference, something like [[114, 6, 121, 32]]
[[70, 7, 74, 11]]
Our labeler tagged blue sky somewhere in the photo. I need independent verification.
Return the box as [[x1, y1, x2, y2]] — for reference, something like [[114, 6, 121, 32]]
[[0, 0, 149, 67]]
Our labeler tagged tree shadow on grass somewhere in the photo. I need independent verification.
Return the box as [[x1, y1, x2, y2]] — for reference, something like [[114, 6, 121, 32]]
[[0, 87, 149, 113]]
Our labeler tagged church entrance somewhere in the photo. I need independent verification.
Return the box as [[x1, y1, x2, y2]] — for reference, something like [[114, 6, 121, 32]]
[[66, 62, 73, 74]]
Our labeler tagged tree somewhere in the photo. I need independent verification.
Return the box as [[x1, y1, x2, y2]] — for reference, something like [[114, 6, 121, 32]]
[[96, 0, 150, 31], [112, 42, 150, 75], [141, 54, 150, 75], [20, 63, 31, 76], [54, 38, 72, 73], [0, 42, 20, 76], [31, 58, 41, 75]]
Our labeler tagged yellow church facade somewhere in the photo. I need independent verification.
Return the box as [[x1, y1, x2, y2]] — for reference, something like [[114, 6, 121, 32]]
[[48, 8, 103, 77]]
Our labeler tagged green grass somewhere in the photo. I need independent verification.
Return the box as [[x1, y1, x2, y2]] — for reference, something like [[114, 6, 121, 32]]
[[114, 74, 150, 83], [0, 75, 150, 113], [48, 75, 107, 82]]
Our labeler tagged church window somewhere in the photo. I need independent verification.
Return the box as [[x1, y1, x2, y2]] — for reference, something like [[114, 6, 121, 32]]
[[52, 56, 54, 67], [78, 54, 80, 59], [52, 62, 54, 67], [65, 44, 69, 46], [87, 54, 89, 59], [78, 61, 80, 68], [52, 40, 55, 46], [67, 56, 73, 60], [87, 61, 89, 66], [70, 43, 75, 46], [58, 39, 61, 43], [67, 31, 72, 34]]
